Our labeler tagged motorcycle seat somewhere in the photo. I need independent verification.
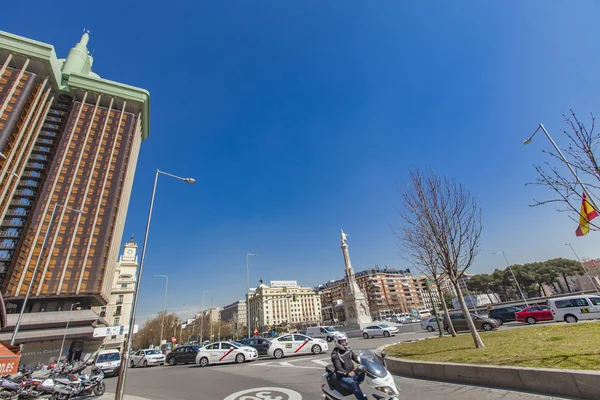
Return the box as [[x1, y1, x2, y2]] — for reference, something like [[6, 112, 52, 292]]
[[324, 365, 355, 397], [55, 378, 75, 385]]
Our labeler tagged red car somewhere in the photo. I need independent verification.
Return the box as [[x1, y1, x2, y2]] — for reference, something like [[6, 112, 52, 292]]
[[515, 305, 554, 324]]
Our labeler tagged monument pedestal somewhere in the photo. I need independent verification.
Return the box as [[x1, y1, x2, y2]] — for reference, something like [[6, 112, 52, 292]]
[[340, 230, 372, 328]]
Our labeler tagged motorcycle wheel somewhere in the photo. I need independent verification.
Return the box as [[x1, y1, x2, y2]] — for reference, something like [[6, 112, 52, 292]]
[[94, 381, 106, 396]]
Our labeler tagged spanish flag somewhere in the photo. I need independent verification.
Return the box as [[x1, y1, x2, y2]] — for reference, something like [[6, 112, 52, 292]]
[[576, 192, 598, 236]]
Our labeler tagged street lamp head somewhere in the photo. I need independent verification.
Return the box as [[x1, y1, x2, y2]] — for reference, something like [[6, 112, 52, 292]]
[[247, 253, 258, 257], [184, 178, 196, 184], [524, 125, 542, 146]]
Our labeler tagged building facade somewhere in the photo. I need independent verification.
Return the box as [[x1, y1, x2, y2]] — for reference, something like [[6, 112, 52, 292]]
[[316, 267, 427, 321], [415, 276, 442, 311], [0, 30, 149, 318], [247, 281, 321, 332], [220, 300, 246, 330], [92, 237, 138, 351]]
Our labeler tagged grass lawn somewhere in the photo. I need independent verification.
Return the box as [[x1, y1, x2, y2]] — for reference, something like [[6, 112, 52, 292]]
[[385, 322, 600, 371]]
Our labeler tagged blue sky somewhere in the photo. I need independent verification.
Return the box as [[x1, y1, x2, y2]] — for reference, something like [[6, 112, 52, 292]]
[[4, 1, 600, 321]]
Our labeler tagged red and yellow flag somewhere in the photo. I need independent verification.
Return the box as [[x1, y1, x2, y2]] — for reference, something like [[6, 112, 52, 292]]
[[576, 192, 598, 236]]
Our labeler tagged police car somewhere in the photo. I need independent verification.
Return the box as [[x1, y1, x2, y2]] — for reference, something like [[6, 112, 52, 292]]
[[267, 333, 328, 359], [195, 341, 258, 366]]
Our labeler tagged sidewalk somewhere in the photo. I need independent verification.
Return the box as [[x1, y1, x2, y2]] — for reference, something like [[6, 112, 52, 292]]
[[98, 394, 152, 400]]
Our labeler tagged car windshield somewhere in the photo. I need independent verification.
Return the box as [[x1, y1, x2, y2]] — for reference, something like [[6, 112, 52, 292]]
[[358, 352, 387, 378], [231, 342, 243, 347], [145, 350, 160, 355], [191, 346, 200, 352], [379, 324, 390, 328], [97, 353, 120, 362], [324, 327, 337, 332]]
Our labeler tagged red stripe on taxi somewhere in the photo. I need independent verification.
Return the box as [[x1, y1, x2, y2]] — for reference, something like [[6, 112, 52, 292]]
[[295, 341, 309, 353], [219, 349, 235, 361]]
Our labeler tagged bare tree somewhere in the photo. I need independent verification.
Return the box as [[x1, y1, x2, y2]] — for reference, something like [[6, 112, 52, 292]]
[[528, 110, 600, 230], [396, 168, 485, 348], [393, 224, 454, 337]]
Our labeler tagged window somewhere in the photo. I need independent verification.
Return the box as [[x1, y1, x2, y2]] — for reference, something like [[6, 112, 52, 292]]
[[278, 335, 293, 342], [205, 343, 219, 350], [293, 334, 308, 342], [115, 306, 122, 315], [589, 297, 600, 306], [113, 317, 120, 326], [40, 303, 47, 312], [121, 284, 128, 289], [100, 307, 106, 318], [117, 295, 124, 304], [555, 298, 589, 308], [221, 343, 235, 350]]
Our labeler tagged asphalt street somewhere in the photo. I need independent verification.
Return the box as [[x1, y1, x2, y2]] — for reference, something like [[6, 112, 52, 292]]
[[103, 326, 568, 400]]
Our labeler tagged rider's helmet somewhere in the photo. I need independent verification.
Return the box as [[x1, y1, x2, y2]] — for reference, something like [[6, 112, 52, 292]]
[[334, 337, 348, 352]]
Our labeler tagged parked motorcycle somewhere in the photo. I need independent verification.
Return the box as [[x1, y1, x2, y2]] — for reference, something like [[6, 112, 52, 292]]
[[50, 368, 105, 400], [321, 351, 400, 400]]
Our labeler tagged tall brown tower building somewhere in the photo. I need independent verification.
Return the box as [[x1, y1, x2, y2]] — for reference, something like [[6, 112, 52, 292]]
[[0, 30, 149, 312]]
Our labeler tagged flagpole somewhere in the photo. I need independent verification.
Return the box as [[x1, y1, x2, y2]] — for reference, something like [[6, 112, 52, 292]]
[[526, 124, 600, 212]]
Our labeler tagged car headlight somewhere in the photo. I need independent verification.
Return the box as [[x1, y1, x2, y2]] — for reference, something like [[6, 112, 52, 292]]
[[375, 386, 395, 395]]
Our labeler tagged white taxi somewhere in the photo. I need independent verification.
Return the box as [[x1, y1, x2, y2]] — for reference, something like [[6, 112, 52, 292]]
[[195, 341, 258, 367], [129, 349, 165, 368], [267, 333, 328, 359]]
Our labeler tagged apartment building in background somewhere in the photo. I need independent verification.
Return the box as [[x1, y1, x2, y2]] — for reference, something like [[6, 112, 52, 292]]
[[92, 237, 138, 351], [316, 266, 428, 320], [220, 300, 246, 329], [247, 281, 321, 332]]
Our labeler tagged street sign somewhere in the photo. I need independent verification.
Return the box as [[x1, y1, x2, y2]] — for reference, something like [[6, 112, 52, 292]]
[[93, 324, 139, 338], [171, 337, 177, 343]]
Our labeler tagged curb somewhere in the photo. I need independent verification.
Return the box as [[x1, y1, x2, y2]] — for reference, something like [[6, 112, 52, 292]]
[[377, 345, 599, 399], [98, 393, 153, 400]]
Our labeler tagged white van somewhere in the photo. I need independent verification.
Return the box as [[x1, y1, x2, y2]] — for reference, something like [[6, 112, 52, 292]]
[[94, 349, 121, 376], [306, 326, 347, 342], [547, 294, 600, 323]]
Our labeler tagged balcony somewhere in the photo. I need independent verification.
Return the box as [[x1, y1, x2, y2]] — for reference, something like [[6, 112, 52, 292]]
[[17, 181, 39, 188], [5, 210, 29, 217], [99, 312, 106, 318], [1, 220, 24, 227], [24, 162, 45, 171], [0, 230, 20, 238], [113, 311, 121, 316], [31, 146, 52, 155], [116, 299, 123, 305], [14, 190, 36, 198], [21, 172, 43, 181], [9, 200, 32, 207], [0, 242, 17, 249]]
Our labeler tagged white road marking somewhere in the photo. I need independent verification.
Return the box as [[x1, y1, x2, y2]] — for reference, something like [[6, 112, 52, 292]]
[[311, 359, 329, 366]]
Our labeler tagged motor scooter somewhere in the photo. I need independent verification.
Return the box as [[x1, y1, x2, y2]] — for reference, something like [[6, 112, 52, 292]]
[[321, 351, 400, 400]]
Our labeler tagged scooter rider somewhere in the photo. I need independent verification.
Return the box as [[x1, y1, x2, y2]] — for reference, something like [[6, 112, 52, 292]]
[[331, 337, 367, 400]]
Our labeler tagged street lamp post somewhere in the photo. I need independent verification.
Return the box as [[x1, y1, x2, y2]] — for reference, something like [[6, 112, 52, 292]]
[[154, 274, 168, 349], [10, 203, 84, 346], [115, 169, 195, 400], [245, 253, 258, 338], [566, 244, 600, 295], [200, 290, 208, 342], [58, 302, 80, 362], [494, 251, 529, 306]]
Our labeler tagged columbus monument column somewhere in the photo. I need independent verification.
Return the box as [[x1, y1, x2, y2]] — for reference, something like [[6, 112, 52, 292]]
[[340, 230, 372, 328]]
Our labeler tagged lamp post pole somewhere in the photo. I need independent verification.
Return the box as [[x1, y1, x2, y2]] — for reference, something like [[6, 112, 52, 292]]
[[494, 251, 529, 306], [58, 302, 80, 362], [200, 290, 208, 342], [115, 169, 195, 400], [566, 244, 600, 295], [154, 274, 168, 349], [245, 253, 258, 338], [10, 203, 84, 346]]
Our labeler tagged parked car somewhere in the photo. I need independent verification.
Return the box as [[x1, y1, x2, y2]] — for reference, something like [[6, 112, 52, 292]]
[[487, 306, 522, 324], [129, 349, 165, 368], [166, 345, 200, 365], [195, 341, 258, 367], [443, 313, 500, 333], [236, 337, 272, 356], [548, 294, 600, 323], [515, 305, 553, 324], [267, 334, 328, 359], [420, 316, 441, 332], [361, 324, 399, 339], [94, 349, 121, 377], [306, 326, 347, 342]]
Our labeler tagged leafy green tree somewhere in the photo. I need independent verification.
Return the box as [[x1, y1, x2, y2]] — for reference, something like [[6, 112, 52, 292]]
[[547, 258, 585, 293], [466, 274, 496, 303]]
